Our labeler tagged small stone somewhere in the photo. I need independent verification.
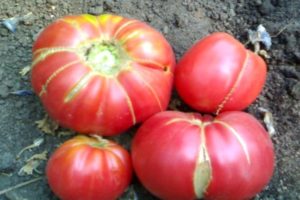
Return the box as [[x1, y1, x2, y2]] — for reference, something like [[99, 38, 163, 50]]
[[47, 0, 58, 4], [285, 33, 297, 51], [146, 13, 154, 22], [0, 28, 9, 37], [174, 13, 188, 28], [0, 84, 9, 98], [0, 149, 14, 172], [254, 0, 262, 5], [290, 81, 300, 100], [137, 0, 145, 9], [229, 8, 236, 17], [88, 5, 104, 15], [0, 99, 5, 105], [219, 12, 228, 20], [258, 0, 275, 15], [210, 12, 220, 20], [22, 13, 35, 25], [0, 68, 4, 80], [281, 67, 300, 79], [36, 0, 43, 4], [15, 101, 24, 108], [293, 52, 300, 63], [4, 77, 16, 88], [104, 0, 115, 10], [163, 26, 169, 34]]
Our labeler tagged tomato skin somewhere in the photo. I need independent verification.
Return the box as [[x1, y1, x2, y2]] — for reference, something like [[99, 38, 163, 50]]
[[46, 135, 132, 200], [31, 14, 175, 135], [132, 111, 274, 200], [175, 32, 266, 114]]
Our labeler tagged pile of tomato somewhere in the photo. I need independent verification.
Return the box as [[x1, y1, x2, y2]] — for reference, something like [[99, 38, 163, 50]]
[[31, 14, 275, 200]]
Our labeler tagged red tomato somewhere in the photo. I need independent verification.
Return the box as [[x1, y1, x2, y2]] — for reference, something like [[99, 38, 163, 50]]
[[132, 111, 274, 200], [175, 32, 267, 114], [46, 135, 132, 200], [31, 14, 175, 135]]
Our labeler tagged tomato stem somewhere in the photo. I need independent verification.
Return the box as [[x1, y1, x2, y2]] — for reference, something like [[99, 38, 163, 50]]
[[90, 134, 109, 148], [85, 41, 129, 76]]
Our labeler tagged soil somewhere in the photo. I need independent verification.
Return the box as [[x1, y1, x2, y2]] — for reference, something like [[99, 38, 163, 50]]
[[0, 0, 299, 200]]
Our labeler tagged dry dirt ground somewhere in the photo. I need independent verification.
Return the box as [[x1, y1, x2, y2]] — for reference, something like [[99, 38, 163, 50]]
[[0, 0, 299, 200]]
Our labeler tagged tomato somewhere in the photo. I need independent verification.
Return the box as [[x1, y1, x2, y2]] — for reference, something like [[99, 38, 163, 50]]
[[175, 32, 267, 114], [46, 135, 132, 200], [132, 111, 274, 200], [31, 14, 175, 136]]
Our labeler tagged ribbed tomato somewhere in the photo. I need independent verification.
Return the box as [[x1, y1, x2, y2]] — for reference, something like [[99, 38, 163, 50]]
[[132, 111, 275, 200], [31, 14, 175, 135], [175, 32, 267, 114], [46, 135, 132, 200]]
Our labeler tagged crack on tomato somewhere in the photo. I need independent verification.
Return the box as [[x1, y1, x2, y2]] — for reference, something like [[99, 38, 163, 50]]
[[193, 123, 212, 199], [64, 72, 95, 103], [39, 60, 81, 97], [215, 51, 250, 115], [164, 118, 191, 126], [164, 113, 203, 126], [33, 40, 130, 78], [161, 115, 213, 199], [114, 20, 139, 39], [32, 47, 78, 69], [214, 120, 251, 164], [114, 79, 137, 125], [119, 29, 143, 45], [134, 58, 170, 72], [131, 70, 163, 111]]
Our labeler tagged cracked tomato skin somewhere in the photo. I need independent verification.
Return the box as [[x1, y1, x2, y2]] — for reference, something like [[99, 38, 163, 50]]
[[46, 135, 132, 200], [132, 111, 275, 200], [175, 32, 267, 114], [31, 14, 175, 136]]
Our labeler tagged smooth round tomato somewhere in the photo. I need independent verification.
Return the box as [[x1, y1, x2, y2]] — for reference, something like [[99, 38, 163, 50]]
[[46, 135, 132, 200], [132, 111, 274, 200], [175, 32, 267, 114], [31, 14, 175, 136]]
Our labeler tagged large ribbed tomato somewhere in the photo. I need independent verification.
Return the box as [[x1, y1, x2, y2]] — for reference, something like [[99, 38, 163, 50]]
[[175, 32, 267, 114], [31, 14, 175, 135], [46, 135, 132, 200], [132, 111, 275, 200]]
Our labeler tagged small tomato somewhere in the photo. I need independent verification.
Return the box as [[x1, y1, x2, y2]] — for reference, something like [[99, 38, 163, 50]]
[[46, 135, 132, 200]]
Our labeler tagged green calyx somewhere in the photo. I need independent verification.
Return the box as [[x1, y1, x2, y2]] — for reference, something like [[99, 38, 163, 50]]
[[90, 135, 109, 148], [85, 41, 128, 76]]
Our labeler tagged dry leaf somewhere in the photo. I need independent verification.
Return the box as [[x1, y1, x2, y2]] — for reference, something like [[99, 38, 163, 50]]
[[18, 151, 48, 176], [57, 130, 75, 137], [35, 115, 59, 135], [18, 160, 41, 176], [258, 107, 276, 136], [19, 65, 31, 76], [16, 138, 44, 159], [26, 150, 48, 162]]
